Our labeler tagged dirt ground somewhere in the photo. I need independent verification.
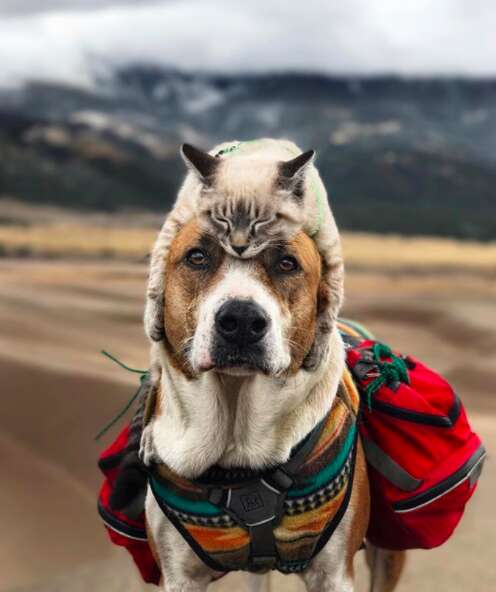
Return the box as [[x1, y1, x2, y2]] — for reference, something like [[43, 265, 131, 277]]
[[0, 258, 494, 591]]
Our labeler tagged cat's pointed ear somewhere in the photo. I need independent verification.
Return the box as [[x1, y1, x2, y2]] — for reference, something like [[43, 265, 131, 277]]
[[181, 144, 218, 181], [279, 150, 315, 180]]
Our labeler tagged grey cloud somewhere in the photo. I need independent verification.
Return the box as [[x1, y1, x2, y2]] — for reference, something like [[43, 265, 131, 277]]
[[0, 0, 494, 87], [0, 0, 168, 17]]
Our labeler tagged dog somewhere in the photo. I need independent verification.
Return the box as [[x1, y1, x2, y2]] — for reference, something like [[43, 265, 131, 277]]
[[139, 216, 405, 591]]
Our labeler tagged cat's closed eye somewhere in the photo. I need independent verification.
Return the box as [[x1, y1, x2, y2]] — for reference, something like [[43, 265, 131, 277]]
[[250, 218, 274, 237], [213, 216, 231, 234]]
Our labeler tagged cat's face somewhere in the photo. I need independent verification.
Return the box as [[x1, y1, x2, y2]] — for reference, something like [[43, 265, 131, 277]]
[[181, 143, 314, 259], [198, 195, 304, 259]]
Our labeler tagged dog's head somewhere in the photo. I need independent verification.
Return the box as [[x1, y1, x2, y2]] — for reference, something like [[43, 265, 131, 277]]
[[180, 143, 315, 261], [159, 219, 323, 378]]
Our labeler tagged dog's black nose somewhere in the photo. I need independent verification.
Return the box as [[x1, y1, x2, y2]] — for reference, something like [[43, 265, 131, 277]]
[[232, 244, 248, 256], [215, 300, 270, 345]]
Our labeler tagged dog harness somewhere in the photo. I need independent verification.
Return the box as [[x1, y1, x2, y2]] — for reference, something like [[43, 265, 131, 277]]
[[147, 369, 360, 574]]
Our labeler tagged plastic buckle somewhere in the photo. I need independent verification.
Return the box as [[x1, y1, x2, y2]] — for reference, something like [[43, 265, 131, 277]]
[[268, 468, 293, 491], [224, 480, 283, 528], [208, 488, 224, 506]]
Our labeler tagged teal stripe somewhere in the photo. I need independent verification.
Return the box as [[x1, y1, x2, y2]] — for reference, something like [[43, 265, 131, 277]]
[[339, 318, 375, 340], [151, 478, 223, 517], [151, 422, 356, 515], [287, 423, 356, 499]]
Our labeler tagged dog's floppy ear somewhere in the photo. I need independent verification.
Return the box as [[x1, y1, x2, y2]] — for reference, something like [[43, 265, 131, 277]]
[[146, 145, 215, 345], [145, 145, 217, 345], [303, 237, 344, 371], [181, 143, 218, 181], [144, 212, 180, 343], [279, 149, 315, 180], [302, 256, 344, 371]]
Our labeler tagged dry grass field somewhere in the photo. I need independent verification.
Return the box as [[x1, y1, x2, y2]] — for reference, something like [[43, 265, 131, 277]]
[[0, 213, 495, 591], [2, 218, 496, 272], [2, 197, 496, 270]]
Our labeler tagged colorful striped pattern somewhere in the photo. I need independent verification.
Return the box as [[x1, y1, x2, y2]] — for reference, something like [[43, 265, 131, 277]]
[[149, 369, 359, 573], [338, 318, 375, 340]]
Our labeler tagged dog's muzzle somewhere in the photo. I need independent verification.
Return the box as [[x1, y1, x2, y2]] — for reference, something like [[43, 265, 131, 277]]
[[215, 300, 270, 345], [212, 299, 270, 372]]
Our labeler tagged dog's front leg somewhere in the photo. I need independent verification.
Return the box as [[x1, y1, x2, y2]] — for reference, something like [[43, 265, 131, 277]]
[[160, 579, 208, 592], [301, 569, 353, 592], [146, 490, 220, 592], [301, 548, 354, 592], [299, 506, 357, 592], [302, 437, 370, 592], [152, 527, 214, 592]]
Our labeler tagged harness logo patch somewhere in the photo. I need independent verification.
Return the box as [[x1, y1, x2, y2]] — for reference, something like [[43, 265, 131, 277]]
[[241, 491, 264, 513]]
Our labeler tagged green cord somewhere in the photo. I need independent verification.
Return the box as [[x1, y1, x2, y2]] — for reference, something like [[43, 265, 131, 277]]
[[339, 318, 375, 340], [101, 349, 147, 374], [95, 350, 149, 440], [364, 343, 410, 412]]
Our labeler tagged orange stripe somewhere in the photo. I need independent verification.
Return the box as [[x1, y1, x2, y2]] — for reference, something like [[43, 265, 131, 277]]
[[275, 486, 347, 541], [342, 368, 360, 412], [304, 404, 348, 465], [184, 524, 249, 552], [304, 369, 359, 465], [337, 321, 361, 338]]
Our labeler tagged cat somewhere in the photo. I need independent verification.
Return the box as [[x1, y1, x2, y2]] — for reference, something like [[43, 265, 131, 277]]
[[145, 138, 343, 370]]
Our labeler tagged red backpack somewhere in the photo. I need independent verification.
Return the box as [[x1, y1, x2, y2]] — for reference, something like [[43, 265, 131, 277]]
[[345, 338, 486, 550]]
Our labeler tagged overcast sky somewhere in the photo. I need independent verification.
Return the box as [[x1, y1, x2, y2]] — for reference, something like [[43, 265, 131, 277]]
[[0, 0, 495, 87]]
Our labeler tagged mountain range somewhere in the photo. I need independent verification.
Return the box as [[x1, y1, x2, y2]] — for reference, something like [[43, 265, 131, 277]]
[[1, 68, 495, 239]]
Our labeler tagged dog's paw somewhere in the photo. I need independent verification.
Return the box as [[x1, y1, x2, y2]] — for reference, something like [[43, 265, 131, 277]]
[[140, 423, 159, 466], [144, 294, 166, 342]]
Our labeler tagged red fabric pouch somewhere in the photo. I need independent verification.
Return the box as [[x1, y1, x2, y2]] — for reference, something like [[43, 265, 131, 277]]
[[347, 341, 485, 550], [98, 425, 160, 585]]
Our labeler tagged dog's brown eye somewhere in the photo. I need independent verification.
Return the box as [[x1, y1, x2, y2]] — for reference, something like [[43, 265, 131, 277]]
[[186, 248, 208, 268], [278, 256, 299, 273]]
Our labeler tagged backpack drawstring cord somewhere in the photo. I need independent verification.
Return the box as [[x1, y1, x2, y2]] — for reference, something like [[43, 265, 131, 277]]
[[95, 350, 149, 440], [364, 343, 410, 412]]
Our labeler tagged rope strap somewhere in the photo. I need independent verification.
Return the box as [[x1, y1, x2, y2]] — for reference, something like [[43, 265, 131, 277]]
[[95, 350, 150, 440], [364, 343, 410, 411]]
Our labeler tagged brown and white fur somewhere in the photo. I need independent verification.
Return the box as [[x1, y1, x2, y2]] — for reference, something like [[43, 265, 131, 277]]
[[141, 217, 405, 591], [144, 138, 344, 370]]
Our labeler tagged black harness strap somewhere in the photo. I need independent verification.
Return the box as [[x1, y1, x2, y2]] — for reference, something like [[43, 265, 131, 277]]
[[205, 414, 329, 570], [311, 424, 359, 558], [249, 522, 278, 570], [146, 390, 358, 573]]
